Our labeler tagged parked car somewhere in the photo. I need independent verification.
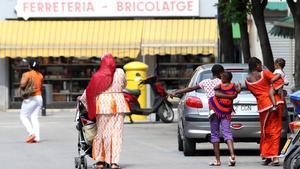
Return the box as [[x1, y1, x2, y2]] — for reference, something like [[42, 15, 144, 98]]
[[177, 64, 289, 156]]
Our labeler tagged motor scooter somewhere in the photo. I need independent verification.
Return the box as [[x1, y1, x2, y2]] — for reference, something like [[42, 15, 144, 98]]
[[123, 75, 174, 123], [280, 91, 300, 169]]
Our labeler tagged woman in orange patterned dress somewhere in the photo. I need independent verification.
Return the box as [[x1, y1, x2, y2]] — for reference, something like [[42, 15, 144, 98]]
[[85, 53, 129, 169], [245, 57, 285, 166]]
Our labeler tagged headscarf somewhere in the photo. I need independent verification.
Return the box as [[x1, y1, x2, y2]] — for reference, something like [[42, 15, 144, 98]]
[[86, 53, 116, 120]]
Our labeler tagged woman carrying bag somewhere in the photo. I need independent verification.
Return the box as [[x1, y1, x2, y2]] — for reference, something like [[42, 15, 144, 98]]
[[19, 59, 43, 143]]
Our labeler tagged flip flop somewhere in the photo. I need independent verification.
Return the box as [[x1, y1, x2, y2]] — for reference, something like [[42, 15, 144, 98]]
[[261, 158, 272, 166], [94, 161, 105, 169], [271, 161, 280, 166], [111, 163, 121, 169], [209, 161, 221, 166]]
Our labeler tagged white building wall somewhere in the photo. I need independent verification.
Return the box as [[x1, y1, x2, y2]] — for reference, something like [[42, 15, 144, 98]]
[[249, 16, 263, 60], [266, 22, 295, 90], [0, 58, 9, 111]]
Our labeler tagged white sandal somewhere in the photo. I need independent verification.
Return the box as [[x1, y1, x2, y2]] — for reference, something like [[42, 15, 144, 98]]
[[228, 156, 236, 166]]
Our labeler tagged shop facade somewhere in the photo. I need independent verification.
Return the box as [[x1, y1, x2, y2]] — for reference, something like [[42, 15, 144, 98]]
[[0, 0, 218, 110]]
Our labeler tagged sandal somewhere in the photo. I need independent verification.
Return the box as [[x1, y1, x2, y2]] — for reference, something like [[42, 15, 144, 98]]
[[25, 134, 36, 143], [271, 159, 280, 166], [209, 161, 221, 166], [228, 156, 236, 166], [261, 158, 272, 166], [94, 161, 105, 169], [111, 163, 121, 169]]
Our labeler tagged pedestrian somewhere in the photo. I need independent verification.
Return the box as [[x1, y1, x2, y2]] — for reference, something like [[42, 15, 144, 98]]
[[269, 58, 288, 111], [84, 53, 129, 169], [208, 71, 241, 166], [245, 57, 285, 166], [170, 64, 238, 166], [19, 59, 43, 143]]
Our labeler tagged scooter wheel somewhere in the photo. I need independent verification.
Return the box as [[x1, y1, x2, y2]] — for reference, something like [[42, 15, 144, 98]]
[[158, 102, 174, 123], [284, 148, 300, 169]]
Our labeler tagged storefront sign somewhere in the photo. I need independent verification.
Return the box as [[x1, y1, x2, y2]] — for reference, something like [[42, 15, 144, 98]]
[[15, 0, 200, 20]]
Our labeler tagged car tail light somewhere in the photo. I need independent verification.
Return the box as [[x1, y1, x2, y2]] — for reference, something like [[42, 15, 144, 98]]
[[231, 123, 243, 130], [185, 96, 203, 108], [289, 121, 300, 133]]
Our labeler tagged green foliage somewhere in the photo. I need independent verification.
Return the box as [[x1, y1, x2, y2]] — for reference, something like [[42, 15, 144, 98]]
[[217, 0, 252, 24]]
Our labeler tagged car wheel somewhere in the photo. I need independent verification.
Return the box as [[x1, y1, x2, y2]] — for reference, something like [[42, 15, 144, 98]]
[[177, 126, 183, 151], [183, 137, 195, 156]]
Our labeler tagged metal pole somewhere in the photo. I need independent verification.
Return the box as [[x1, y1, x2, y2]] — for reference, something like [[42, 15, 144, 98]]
[[41, 85, 46, 116]]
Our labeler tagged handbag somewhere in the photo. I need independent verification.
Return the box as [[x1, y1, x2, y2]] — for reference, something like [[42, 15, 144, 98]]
[[82, 122, 97, 145], [19, 78, 35, 99]]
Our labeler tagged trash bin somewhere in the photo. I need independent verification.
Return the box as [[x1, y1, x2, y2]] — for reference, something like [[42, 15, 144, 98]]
[[43, 84, 53, 105], [289, 90, 300, 114], [123, 61, 148, 121], [41, 84, 53, 116]]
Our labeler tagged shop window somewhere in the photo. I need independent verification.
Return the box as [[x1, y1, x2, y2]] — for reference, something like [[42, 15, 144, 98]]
[[10, 56, 133, 108], [156, 54, 215, 90]]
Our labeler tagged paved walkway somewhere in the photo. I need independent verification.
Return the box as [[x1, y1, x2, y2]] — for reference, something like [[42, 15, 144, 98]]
[[0, 110, 283, 169]]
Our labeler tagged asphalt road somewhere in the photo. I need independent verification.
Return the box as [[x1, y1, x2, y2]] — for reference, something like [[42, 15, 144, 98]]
[[0, 110, 283, 169]]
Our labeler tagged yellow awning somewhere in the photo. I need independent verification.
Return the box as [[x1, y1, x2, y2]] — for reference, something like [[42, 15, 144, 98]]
[[0, 19, 218, 58], [141, 19, 218, 55], [0, 20, 144, 58]]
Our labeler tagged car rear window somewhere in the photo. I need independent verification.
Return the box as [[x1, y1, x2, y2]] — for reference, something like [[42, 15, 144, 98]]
[[196, 70, 249, 93]]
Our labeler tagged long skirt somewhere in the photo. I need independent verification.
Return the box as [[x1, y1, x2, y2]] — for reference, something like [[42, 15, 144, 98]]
[[259, 104, 283, 158], [92, 113, 124, 164]]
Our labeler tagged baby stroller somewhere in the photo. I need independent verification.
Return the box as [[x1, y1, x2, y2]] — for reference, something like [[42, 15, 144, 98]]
[[74, 100, 97, 169]]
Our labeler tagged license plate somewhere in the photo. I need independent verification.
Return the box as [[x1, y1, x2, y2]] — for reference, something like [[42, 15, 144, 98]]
[[281, 138, 292, 155], [233, 105, 257, 113]]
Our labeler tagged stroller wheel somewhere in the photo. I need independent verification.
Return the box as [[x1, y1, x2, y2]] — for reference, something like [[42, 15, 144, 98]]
[[74, 157, 81, 168], [81, 156, 87, 169]]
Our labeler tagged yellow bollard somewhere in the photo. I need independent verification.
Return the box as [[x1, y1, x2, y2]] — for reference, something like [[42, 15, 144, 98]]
[[123, 61, 148, 120]]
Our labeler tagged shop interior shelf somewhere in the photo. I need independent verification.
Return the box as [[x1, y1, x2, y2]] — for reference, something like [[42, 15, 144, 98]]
[[158, 62, 204, 66], [44, 78, 90, 81], [40, 64, 99, 66], [52, 92, 83, 95], [159, 77, 190, 80]]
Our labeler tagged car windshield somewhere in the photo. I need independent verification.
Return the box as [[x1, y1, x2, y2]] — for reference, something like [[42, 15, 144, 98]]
[[196, 70, 249, 93]]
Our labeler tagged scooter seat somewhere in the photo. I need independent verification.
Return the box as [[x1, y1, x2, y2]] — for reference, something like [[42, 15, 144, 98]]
[[123, 88, 141, 96]]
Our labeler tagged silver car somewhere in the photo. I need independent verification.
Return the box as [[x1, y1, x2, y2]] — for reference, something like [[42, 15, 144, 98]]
[[177, 64, 289, 156]]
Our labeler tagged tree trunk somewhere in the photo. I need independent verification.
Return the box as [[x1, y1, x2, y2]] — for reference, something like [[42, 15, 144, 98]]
[[251, 0, 275, 71], [239, 18, 251, 63], [218, 0, 235, 63], [294, 20, 300, 90], [238, 0, 251, 63]]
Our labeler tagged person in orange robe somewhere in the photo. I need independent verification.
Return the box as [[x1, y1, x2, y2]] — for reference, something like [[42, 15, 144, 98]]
[[245, 57, 285, 166]]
